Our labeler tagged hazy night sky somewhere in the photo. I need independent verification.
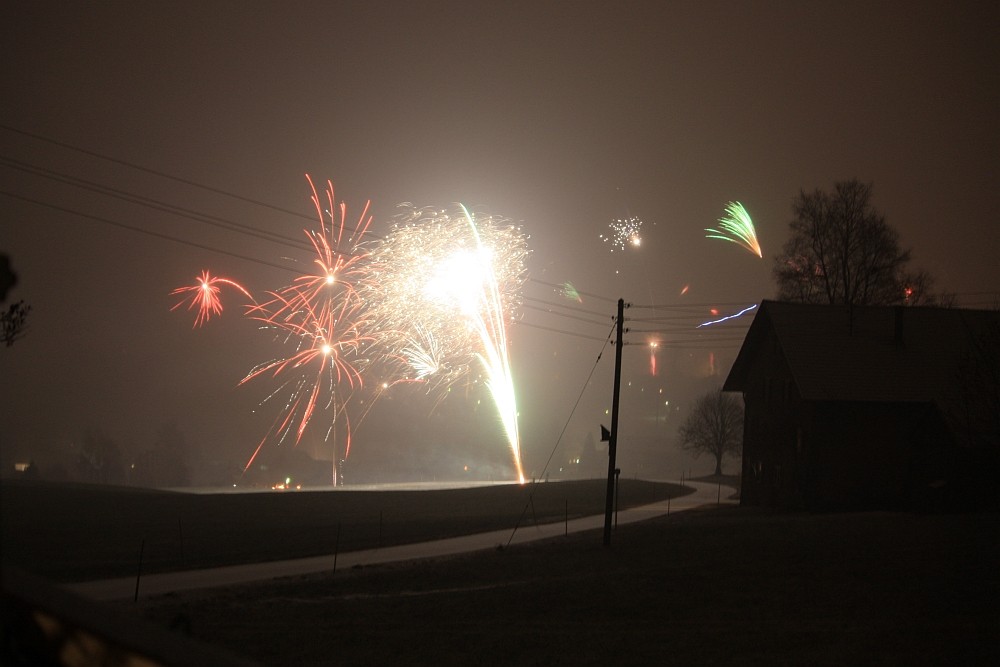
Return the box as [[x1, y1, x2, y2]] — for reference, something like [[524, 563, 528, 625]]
[[2, 1, 998, 483]]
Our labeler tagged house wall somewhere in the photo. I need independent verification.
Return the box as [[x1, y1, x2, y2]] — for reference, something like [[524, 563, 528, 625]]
[[735, 328, 953, 510], [805, 403, 909, 510], [739, 331, 804, 508], [751, 400, 955, 511]]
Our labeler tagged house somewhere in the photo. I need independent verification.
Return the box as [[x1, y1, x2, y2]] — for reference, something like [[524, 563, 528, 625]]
[[723, 300, 999, 511]]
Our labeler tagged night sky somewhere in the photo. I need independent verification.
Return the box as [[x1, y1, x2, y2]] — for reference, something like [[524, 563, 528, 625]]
[[2, 1, 998, 485]]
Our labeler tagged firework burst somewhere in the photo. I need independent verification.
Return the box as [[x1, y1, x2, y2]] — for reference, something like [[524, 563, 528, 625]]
[[368, 204, 529, 482], [170, 270, 253, 328], [600, 216, 643, 252], [706, 201, 763, 257], [240, 177, 377, 475], [171, 179, 531, 484]]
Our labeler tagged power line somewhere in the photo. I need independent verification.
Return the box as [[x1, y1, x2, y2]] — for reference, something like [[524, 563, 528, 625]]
[[0, 123, 314, 222], [520, 302, 612, 328], [521, 293, 615, 320], [7, 124, 994, 317], [5, 191, 728, 348], [527, 277, 619, 304], [3, 126, 759, 322], [1, 191, 298, 275], [622, 338, 746, 348], [1, 151, 631, 339], [1, 155, 323, 257], [627, 324, 750, 335], [3, 139, 633, 310], [513, 320, 613, 343], [629, 300, 762, 313]]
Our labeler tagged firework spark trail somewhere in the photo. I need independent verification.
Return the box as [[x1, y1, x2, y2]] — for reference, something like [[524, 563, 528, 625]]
[[600, 216, 643, 252], [369, 204, 529, 483], [462, 207, 524, 483], [696, 303, 758, 328], [170, 270, 253, 327], [706, 201, 763, 258]]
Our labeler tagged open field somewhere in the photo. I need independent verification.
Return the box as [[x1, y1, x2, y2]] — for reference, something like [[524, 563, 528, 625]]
[[0, 478, 684, 582]]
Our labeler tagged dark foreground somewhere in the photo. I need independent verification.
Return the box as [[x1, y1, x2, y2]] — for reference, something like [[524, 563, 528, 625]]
[[128, 506, 999, 666], [3, 480, 998, 665]]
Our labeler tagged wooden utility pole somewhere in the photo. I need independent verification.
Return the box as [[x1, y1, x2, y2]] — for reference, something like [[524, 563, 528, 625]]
[[603, 298, 625, 546]]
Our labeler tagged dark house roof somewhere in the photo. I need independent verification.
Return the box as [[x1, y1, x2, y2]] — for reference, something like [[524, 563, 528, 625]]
[[724, 300, 1000, 406]]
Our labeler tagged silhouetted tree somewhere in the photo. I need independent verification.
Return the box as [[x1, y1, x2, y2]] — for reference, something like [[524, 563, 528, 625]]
[[773, 180, 935, 306], [678, 389, 743, 476], [2, 301, 31, 346], [1, 253, 31, 346]]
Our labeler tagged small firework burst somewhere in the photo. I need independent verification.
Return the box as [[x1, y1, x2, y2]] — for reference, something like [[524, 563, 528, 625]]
[[561, 282, 582, 303], [600, 216, 643, 252], [170, 270, 252, 328]]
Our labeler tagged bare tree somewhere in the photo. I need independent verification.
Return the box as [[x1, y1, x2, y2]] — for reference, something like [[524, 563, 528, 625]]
[[678, 389, 743, 476], [773, 180, 935, 306]]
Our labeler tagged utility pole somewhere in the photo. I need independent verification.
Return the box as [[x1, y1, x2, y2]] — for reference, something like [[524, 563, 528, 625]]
[[603, 298, 625, 546]]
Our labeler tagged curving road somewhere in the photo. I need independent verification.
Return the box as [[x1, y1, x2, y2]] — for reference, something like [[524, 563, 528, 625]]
[[66, 481, 734, 601]]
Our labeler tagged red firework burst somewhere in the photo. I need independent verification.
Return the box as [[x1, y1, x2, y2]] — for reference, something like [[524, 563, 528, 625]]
[[170, 270, 252, 328]]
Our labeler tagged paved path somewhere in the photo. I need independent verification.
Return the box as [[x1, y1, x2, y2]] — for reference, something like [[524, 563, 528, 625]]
[[67, 481, 734, 601]]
